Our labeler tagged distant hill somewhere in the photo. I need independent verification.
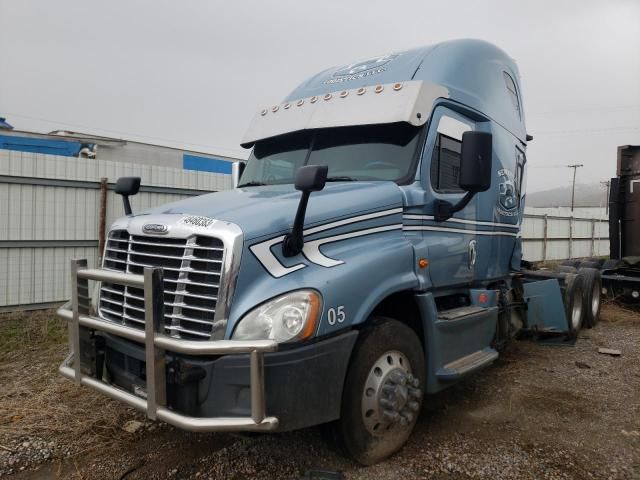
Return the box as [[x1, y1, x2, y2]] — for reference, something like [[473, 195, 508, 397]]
[[526, 183, 607, 207]]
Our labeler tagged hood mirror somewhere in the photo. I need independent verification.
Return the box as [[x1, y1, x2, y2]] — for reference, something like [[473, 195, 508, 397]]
[[282, 165, 328, 257], [114, 176, 141, 215]]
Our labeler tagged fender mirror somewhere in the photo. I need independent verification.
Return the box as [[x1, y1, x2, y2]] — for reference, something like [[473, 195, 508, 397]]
[[114, 176, 141, 215], [282, 165, 328, 257]]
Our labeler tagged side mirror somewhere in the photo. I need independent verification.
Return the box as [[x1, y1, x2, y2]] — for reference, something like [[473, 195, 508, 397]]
[[114, 176, 141, 215], [459, 131, 492, 193], [294, 164, 328, 192], [433, 132, 492, 221], [231, 161, 246, 188], [283, 165, 328, 257]]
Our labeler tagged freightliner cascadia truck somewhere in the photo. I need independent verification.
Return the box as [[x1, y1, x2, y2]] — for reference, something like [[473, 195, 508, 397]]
[[57, 39, 602, 464]]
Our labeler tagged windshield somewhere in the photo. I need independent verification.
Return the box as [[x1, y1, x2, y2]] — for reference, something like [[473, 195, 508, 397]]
[[239, 122, 422, 187]]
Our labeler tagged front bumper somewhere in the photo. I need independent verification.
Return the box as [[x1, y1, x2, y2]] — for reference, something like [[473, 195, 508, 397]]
[[58, 259, 357, 432], [58, 259, 279, 432]]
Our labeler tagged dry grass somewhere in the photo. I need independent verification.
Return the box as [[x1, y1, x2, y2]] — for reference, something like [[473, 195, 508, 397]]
[[600, 299, 640, 325], [0, 310, 67, 362], [0, 310, 144, 462]]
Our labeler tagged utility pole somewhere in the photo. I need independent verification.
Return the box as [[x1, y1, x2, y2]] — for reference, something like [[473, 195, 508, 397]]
[[567, 164, 584, 212], [600, 180, 611, 215]]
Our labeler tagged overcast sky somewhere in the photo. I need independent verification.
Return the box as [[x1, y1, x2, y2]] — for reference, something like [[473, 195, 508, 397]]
[[1, 0, 638, 192]]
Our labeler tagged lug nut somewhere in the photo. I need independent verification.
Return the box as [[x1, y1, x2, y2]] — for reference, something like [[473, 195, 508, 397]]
[[382, 410, 400, 423], [382, 384, 396, 395], [408, 387, 423, 399], [380, 398, 398, 410], [407, 400, 420, 412], [401, 411, 414, 423], [389, 371, 407, 386]]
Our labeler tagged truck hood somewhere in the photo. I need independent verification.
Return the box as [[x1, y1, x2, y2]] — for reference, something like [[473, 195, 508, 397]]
[[141, 182, 403, 241]]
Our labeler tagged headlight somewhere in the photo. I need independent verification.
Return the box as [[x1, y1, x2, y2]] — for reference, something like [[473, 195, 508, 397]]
[[232, 290, 322, 343]]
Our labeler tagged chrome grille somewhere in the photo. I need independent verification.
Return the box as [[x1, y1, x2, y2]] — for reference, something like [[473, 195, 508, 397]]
[[99, 229, 224, 340]]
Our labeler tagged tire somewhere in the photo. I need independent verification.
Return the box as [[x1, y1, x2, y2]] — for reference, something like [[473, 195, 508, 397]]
[[561, 259, 581, 268], [578, 268, 602, 328], [557, 265, 578, 274], [586, 258, 605, 268], [333, 318, 425, 465], [563, 274, 585, 338], [602, 259, 623, 271], [579, 261, 600, 269]]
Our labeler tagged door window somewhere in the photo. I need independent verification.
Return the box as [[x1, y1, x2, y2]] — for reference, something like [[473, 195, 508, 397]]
[[429, 114, 473, 193]]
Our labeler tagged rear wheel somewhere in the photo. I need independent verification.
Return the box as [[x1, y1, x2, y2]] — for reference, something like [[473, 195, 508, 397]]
[[603, 258, 623, 270], [578, 268, 602, 328], [334, 318, 425, 465], [557, 265, 578, 274], [561, 259, 581, 268], [564, 274, 585, 338]]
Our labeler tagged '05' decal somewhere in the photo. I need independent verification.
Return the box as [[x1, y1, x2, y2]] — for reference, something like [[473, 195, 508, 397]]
[[327, 306, 346, 326]]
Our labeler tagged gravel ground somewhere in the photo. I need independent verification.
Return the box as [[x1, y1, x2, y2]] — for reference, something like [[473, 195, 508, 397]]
[[0, 304, 638, 480]]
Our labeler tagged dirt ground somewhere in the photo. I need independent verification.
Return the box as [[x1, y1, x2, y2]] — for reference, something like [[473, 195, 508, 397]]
[[0, 304, 638, 480]]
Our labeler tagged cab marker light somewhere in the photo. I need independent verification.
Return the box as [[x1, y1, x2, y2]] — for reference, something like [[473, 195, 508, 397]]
[[375, 85, 384, 93], [272, 105, 279, 113], [324, 93, 332, 101], [393, 82, 403, 91], [284, 103, 291, 109], [339, 90, 348, 98], [357, 87, 366, 95], [310, 96, 318, 103], [261, 109, 268, 116], [297, 99, 304, 106], [418, 258, 429, 268]]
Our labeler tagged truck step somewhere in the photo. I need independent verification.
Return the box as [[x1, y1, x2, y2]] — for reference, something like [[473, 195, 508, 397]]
[[437, 305, 487, 321], [436, 347, 498, 381]]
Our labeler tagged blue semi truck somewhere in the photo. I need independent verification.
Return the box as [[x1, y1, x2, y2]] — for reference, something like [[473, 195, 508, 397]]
[[57, 39, 602, 464]]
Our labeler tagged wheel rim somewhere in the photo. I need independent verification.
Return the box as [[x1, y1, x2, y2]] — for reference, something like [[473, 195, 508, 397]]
[[571, 288, 583, 330], [361, 350, 423, 436], [591, 283, 601, 319]]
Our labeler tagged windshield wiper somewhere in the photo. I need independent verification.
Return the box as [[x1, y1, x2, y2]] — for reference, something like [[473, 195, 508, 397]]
[[238, 181, 268, 187], [325, 176, 357, 182]]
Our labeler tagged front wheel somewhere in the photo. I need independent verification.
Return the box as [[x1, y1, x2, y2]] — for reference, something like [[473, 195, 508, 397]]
[[333, 318, 425, 465]]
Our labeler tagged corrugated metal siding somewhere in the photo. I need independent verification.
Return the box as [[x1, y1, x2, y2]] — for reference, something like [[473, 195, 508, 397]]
[[0, 150, 231, 309], [0, 150, 611, 309]]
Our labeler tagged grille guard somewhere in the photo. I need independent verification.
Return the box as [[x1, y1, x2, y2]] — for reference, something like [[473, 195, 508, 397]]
[[56, 258, 279, 432]]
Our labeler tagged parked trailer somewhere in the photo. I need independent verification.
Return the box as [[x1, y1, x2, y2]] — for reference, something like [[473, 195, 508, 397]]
[[602, 145, 640, 302], [560, 145, 640, 304], [56, 40, 601, 464]]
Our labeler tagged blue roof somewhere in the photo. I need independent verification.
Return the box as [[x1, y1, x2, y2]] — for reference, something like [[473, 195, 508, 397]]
[[285, 39, 526, 142]]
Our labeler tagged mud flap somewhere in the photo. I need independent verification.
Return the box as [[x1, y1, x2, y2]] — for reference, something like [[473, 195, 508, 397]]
[[522, 278, 567, 333]]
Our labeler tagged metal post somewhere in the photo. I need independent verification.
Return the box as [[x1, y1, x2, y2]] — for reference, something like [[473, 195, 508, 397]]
[[590, 218, 596, 257], [144, 267, 166, 420], [70, 259, 88, 384], [542, 214, 548, 261], [97, 178, 108, 265], [568, 216, 573, 259], [250, 350, 266, 423]]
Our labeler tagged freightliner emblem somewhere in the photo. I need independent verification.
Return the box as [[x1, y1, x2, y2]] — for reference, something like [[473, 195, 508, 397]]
[[142, 223, 168, 235]]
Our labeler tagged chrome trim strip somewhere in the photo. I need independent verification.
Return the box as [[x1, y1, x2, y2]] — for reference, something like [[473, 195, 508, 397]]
[[403, 214, 520, 229], [403, 225, 519, 237]]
